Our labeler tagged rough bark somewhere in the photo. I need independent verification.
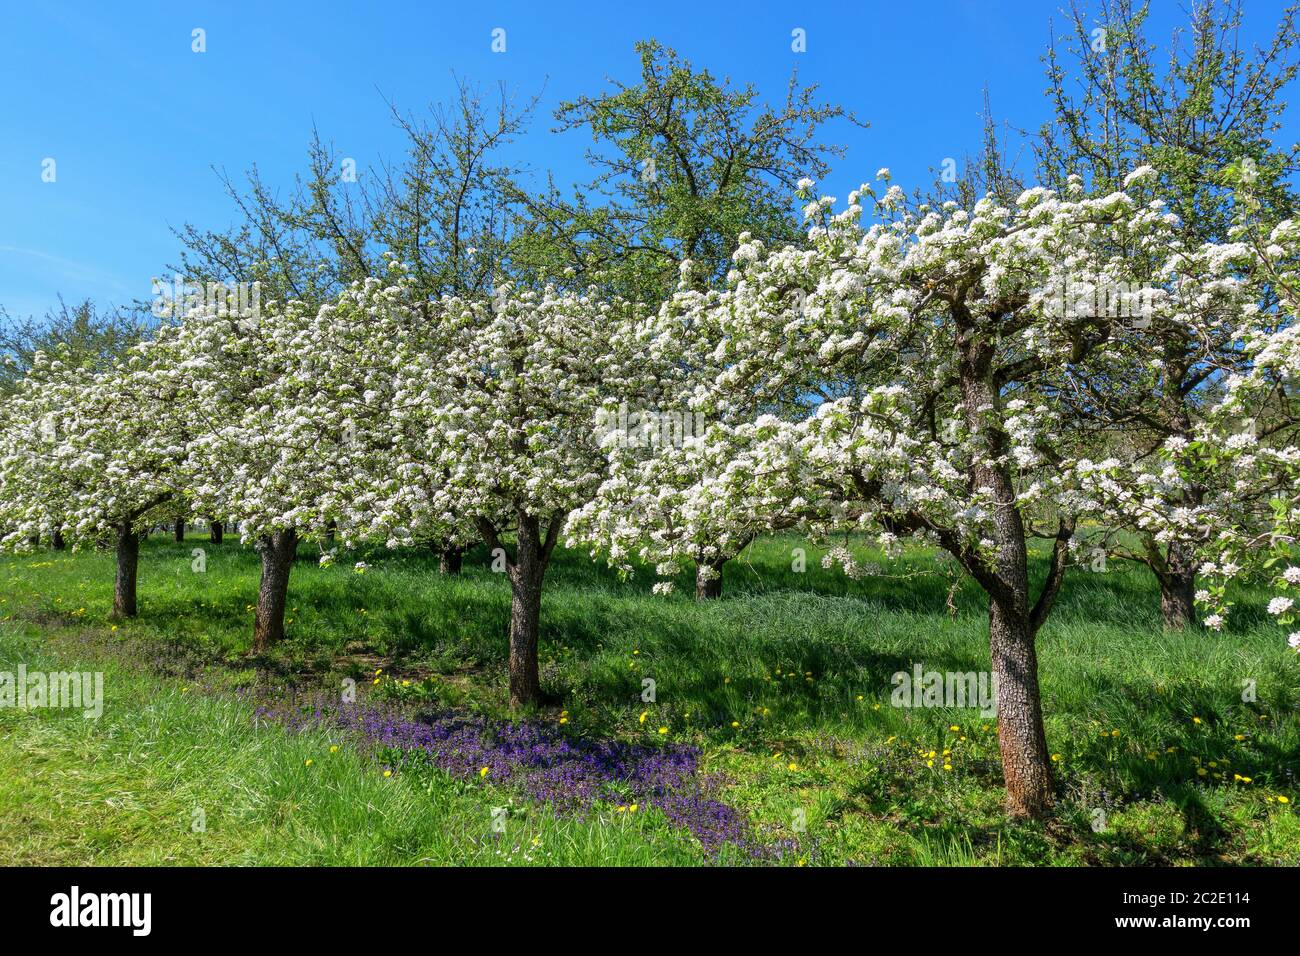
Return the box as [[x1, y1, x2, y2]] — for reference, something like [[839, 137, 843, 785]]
[[51, 528, 65, 550], [252, 528, 298, 654], [174, 519, 185, 542], [956, 307, 1054, 818], [990, 597, 1053, 818], [113, 521, 140, 618], [1152, 539, 1198, 630], [1158, 569, 1197, 630], [324, 519, 336, 547], [506, 518, 548, 708], [694, 557, 725, 600], [209, 520, 224, 545], [439, 544, 464, 575]]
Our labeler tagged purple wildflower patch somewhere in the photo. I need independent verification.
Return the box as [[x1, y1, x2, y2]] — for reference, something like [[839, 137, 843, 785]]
[[253, 694, 782, 859]]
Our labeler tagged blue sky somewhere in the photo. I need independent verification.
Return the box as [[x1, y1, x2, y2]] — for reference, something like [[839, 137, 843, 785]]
[[1, 0, 1295, 319]]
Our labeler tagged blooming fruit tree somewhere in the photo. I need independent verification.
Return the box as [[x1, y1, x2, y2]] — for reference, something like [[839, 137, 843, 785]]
[[566, 279, 781, 598], [383, 284, 657, 707], [0, 348, 187, 616], [156, 276, 425, 652], [583, 170, 1249, 817], [1182, 217, 1300, 647]]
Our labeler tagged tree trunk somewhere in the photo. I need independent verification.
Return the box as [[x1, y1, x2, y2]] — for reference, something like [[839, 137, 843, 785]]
[[324, 519, 336, 547], [1152, 540, 1198, 630], [252, 528, 298, 654], [1158, 570, 1197, 630], [507, 520, 546, 708], [956, 318, 1053, 819], [174, 519, 185, 542], [989, 597, 1053, 818], [209, 520, 223, 545], [695, 556, 725, 600], [51, 528, 65, 550], [113, 521, 140, 618], [439, 545, 464, 575], [28, 533, 39, 549]]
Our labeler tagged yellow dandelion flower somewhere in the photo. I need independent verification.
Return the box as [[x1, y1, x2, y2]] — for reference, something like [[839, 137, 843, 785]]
[[480, 767, 489, 778], [658, 726, 667, 735]]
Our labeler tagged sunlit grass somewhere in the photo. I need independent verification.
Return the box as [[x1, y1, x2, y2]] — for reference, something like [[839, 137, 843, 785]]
[[0, 532, 1296, 865]]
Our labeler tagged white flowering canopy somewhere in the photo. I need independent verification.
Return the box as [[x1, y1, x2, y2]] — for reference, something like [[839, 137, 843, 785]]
[[367, 283, 660, 565], [0, 345, 186, 546], [1183, 217, 1300, 643], [575, 170, 1256, 600], [152, 274, 430, 549]]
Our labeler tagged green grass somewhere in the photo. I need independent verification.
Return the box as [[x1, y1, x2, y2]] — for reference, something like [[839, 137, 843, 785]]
[[0, 622, 705, 866], [1, 532, 1297, 866]]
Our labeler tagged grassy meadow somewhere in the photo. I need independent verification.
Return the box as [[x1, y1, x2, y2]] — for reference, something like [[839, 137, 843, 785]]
[[1, 532, 1297, 866]]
